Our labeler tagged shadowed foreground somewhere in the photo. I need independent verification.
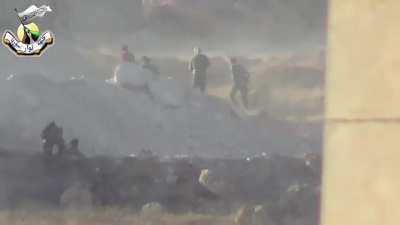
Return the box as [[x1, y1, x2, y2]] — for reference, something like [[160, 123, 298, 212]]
[[0, 148, 321, 225]]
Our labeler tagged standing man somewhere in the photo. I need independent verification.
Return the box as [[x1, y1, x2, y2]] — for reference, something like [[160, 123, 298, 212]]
[[121, 44, 135, 63], [230, 57, 250, 109], [41, 121, 66, 156], [189, 47, 210, 93]]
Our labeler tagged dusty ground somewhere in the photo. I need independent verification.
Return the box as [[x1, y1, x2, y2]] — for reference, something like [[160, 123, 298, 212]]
[[0, 209, 233, 225]]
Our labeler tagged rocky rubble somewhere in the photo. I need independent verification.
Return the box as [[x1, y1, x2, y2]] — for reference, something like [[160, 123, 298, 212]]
[[0, 150, 321, 225]]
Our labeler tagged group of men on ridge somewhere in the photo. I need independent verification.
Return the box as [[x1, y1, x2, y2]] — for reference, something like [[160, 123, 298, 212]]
[[121, 45, 251, 109], [40, 46, 252, 157]]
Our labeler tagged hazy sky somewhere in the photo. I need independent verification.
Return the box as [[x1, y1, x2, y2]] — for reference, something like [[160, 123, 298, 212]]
[[0, 0, 327, 53]]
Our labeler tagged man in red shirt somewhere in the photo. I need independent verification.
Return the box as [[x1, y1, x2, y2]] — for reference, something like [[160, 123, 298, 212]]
[[121, 45, 135, 63]]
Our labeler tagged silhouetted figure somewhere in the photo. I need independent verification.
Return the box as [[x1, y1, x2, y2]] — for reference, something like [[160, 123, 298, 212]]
[[65, 138, 85, 159], [229, 57, 250, 109], [189, 47, 210, 93], [41, 121, 66, 156]]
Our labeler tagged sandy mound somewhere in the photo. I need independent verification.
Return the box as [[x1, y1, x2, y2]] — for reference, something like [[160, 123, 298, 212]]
[[0, 63, 305, 156]]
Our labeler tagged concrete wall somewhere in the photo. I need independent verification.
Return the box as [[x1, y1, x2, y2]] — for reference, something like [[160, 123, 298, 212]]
[[322, 0, 400, 224]]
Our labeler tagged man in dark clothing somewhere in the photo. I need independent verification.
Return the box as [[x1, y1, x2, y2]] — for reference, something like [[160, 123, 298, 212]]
[[189, 47, 210, 93], [229, 57, 250, 109], [65, 138, 85, 159], [142, 56, 160, 76], [41, 121, 66, 156]]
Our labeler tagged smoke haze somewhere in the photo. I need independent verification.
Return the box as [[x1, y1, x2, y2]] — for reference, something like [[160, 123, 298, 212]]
[[0, 0, 326, 156], [1, 0, 327, 54]]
